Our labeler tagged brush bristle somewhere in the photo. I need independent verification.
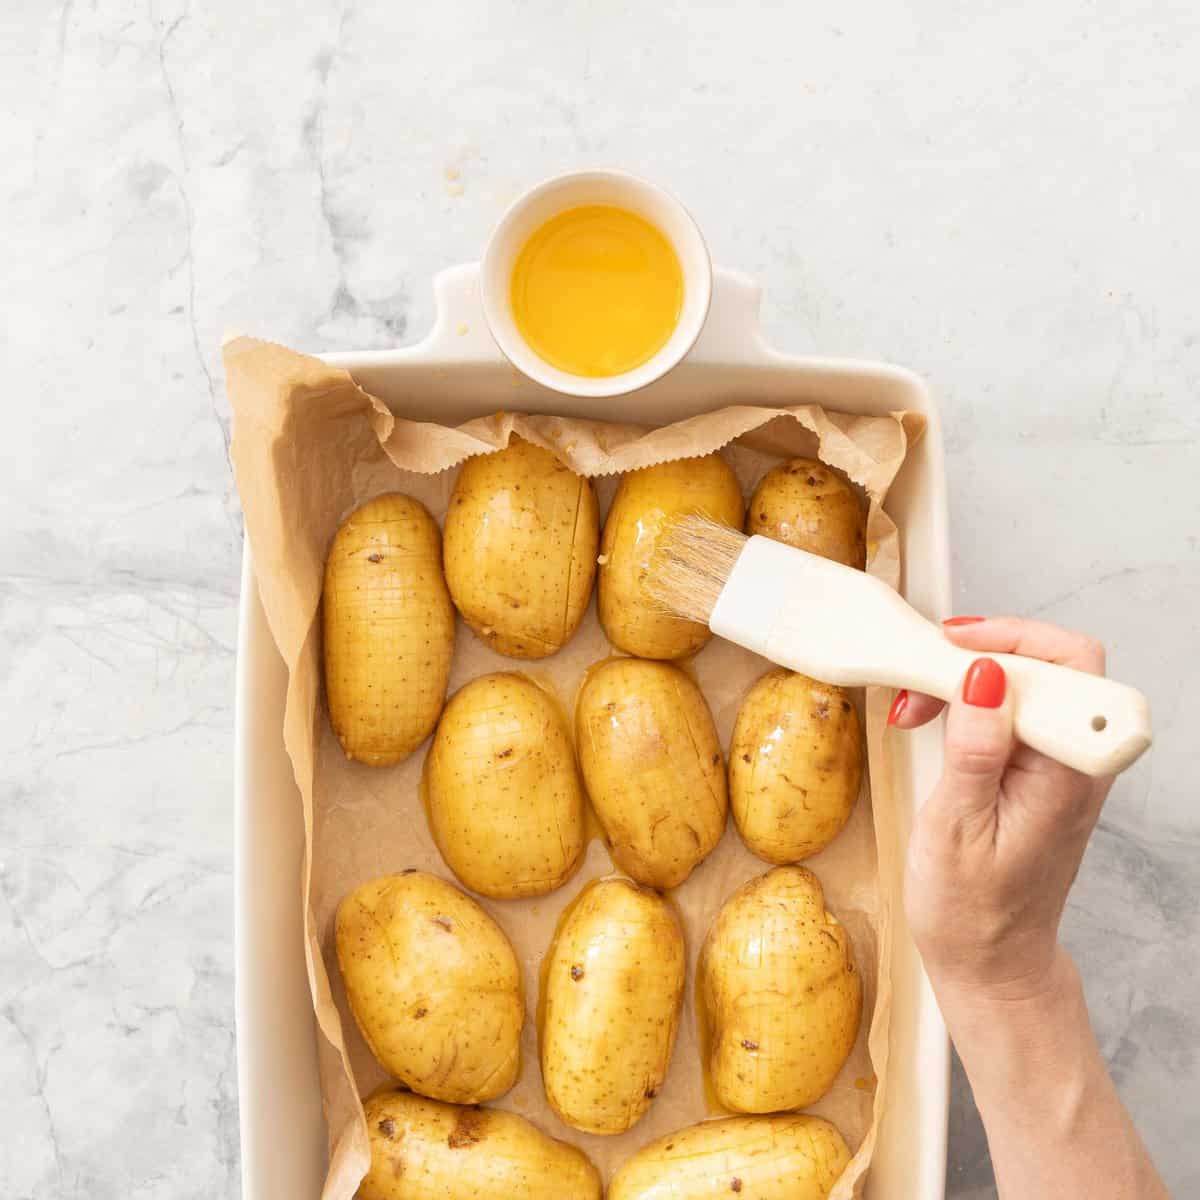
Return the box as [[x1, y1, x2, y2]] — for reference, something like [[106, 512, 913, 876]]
[[643, 514, 749, 625]]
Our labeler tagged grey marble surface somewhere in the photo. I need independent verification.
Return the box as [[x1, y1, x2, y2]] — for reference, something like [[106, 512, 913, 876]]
[[2, 2, 1197, 1197]]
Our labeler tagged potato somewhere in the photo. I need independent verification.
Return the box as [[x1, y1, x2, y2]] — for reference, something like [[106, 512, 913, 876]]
[[335, 872, 522, 1104], [540, 877, 686, 1134], [443, 437, 599, 659], [427, 672, 585, 898], [598, 454, 744, 659], [748, 457, 866, 569], [701, 866, 862, 1112], [576, 658, 727, 889], [608, 1113, 851, 1200], [729, 669, 862, 864], [360, 1090, 602, 1200], [323, 493, 455, 766]]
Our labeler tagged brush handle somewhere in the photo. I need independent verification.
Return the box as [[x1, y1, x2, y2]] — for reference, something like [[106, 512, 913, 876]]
[[712, 537, 1153, 778]]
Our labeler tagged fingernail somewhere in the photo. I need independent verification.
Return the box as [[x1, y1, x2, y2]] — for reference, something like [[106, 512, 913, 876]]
[[887, 689, 909, 725], [963, 657, 1006, 708], [943, 616, 985, 627]]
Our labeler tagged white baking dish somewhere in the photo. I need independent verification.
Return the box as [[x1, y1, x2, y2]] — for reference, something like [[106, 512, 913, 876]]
[[233, 265, 952, 1200]]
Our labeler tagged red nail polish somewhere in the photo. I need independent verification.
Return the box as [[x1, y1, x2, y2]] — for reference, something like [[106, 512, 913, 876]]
[[963, 657, 1006, 708], [887, 689, 909, 725], [943, 616, 985, 626]]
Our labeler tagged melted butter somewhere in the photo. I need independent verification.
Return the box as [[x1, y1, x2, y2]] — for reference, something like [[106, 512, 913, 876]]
[[418, 747, 431, 821], [582, 795, 606, 846], [568, 656, 627, 847], [511, 205, 683, 377], [694, 972, 728, 1115], [536, 879, 602, 1041]]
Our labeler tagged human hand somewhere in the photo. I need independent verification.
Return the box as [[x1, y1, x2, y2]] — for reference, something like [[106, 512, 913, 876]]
[[892, 617, 1112, 1004]]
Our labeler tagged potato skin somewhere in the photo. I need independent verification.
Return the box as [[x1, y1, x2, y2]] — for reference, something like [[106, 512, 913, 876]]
[[540, 877, 686, 1134], [335, 873, 522, 1104], [729, 669, 862, 864], [748, 457, 866, 569], [701, 866, 862, 1112], [360, 1090, 602, 1200], [607, 1113, 851, 1200], [427, 673, 585, 898], [599, 455, 744, 659], [323, 493, 455, 766], [443, 438, 599, 659], [576, 658, 727, 889]]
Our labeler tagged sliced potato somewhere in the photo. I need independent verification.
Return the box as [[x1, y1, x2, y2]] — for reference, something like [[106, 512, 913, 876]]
[[427, 672, 585, 898], [323, 493, 455, 766], [729, 669, 862, 863], [608, 1113, 852, 1200], [598, 454, 744, 660], [360, 1090, 602, 1200], [335, 872, 522, 1103], [540, 877, 686, 1134], [701, 866, 862, 1112], [576, 657, 726, 889], [747, 457, 866, 569], [443, 437, 599, 659]]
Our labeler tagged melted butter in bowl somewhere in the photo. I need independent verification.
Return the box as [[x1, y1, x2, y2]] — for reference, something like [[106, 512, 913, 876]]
[[511, 205, 684, 378], [480, 170, 712, 399]]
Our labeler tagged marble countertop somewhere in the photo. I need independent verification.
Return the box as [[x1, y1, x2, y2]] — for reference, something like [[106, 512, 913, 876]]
[[3, 2, 1197, 1197]]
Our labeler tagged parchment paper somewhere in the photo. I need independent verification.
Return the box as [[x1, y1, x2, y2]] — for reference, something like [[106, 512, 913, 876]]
[[224, 336, 924, 1200]]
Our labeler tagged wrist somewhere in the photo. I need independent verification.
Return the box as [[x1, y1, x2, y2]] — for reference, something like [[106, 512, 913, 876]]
[[929, 948, 1164, 1198], [933, 947, 1094, 1102], [928, 943, 1080, 1027]]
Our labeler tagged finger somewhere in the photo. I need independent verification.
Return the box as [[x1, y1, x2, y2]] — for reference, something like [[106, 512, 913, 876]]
[[887, 689, 946, 729], [942, 616, 1106, 676], [936, 657, 1015, 819]]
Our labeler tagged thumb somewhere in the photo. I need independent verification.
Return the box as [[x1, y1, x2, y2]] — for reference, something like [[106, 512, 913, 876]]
[[940, 657, 1014, 817]]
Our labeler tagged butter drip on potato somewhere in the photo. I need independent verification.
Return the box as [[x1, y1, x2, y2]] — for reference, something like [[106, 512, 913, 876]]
[[701, 866, 863, 1112], [540, 877, 686, 1134], [443, 437, 599, 659], [730, 669, 862, 864], [335, 872, 523, 1104], [577, 657, 727, 888]]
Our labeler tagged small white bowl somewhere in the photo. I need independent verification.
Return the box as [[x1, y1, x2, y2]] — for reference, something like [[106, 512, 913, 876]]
[[480, 170, 712, 398]]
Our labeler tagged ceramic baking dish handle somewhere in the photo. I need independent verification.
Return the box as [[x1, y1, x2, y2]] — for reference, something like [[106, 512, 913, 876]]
[[688, 267, 782, 366], [410, 263, 505, 363], [415, 263, 785, 370]]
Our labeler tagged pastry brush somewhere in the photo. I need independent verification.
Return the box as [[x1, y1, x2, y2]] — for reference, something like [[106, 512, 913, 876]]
[[645, 515, 1152, 778]]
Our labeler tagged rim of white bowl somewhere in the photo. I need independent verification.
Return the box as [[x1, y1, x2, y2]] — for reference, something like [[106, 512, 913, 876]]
[[480, 169, 713, 398]]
